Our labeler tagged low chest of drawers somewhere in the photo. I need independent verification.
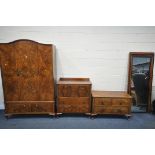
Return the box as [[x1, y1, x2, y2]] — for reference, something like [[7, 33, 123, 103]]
[[57, 78, 92, 114], [92, 91, 132, 118]]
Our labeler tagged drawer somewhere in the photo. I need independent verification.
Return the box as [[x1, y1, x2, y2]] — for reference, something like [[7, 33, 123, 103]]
[[58, 85, 91, 97], [30, 102, 54, 113], [6, 102, 54, 114], [6, 103, 30, 113], [93, 106, 129, 114], [94, 98, 112, 106], [58, 104, 89, 113], [112, 98, 130, 106], [78, 85, 90, 97], [58, 97, 90, 106]]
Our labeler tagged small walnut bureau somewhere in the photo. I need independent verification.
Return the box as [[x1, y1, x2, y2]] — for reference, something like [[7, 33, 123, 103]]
[[57, 78, 92, 114], [92, 91, 132, 118]]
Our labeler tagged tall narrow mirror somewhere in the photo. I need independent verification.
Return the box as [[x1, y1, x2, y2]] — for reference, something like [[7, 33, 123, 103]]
[[128, 52, 154, 112]]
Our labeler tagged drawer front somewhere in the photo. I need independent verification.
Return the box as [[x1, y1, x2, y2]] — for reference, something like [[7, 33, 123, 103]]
[[93, 106, 129, 114], [58, 97, 90, 113], [6, 102, 54, 114], [94, 98, 112, 106], [6, 103, 30, 113], [93, 98, 130, 106], [30, 102, 54, 113], [112, 98, 130, 106], [58, 104, 89, 113], [58, 85, 91, 97], [58, 97, 90, 106]]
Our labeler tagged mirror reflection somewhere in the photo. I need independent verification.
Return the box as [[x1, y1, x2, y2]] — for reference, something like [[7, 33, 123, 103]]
[[131, 57, 151, 112]]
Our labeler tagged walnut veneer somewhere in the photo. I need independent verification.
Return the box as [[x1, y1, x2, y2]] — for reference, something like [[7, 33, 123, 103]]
[[0, 40, 56, 117], [57, 78, 92, 114], [92, 91, 132, 118]]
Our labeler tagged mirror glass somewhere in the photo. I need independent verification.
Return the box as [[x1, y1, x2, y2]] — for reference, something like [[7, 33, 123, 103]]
[[130, 56, 151, 112]]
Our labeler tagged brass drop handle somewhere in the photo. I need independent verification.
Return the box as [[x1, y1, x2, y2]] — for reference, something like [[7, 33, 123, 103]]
[[23, 105, 26, 107], [35, 104, 38, 107]]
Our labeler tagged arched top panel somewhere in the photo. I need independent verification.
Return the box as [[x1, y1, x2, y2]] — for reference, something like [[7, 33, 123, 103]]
[[0, 39, 52, 46]]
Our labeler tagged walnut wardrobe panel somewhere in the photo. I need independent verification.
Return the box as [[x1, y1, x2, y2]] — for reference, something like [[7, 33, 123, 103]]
[[0, 40, 56, 117]]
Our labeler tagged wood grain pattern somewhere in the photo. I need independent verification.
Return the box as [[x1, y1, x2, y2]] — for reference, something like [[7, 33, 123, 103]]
[[92, 91, 132, 98], [57, 78, 92, 114], [58, 85, 91, 97], [92, 91, 132, 117], [0, 39, 56, 116]]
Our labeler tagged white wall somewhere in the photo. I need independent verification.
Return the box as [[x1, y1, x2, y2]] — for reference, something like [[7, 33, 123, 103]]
[[0, 26, 155, 109]]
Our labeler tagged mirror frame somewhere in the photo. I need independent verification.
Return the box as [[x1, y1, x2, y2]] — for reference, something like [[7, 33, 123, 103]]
[[127, 52, 154, 112]]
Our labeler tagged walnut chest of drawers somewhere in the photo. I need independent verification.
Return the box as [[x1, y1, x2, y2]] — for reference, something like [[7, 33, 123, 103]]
[[57, 78, 92, 114], [92, 91, 132, 117]]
